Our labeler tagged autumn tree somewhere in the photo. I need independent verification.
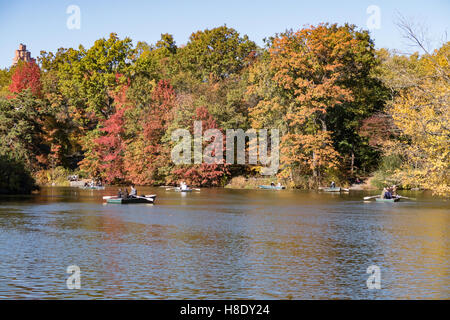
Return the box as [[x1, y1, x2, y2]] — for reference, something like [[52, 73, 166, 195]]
[[9, 61, 42, 97], [378, 33, 449, 195], [79, 81, 130, 183], [10, 24, 444, 194], [5, 59, 73, 177], [249, 24, 383, 185], [169, 106, 230, 187], [124, 80, 176, 184]]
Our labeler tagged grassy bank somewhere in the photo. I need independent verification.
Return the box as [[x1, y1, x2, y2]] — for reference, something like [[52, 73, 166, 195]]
[[34, 167, 86, 187], [225, 176, 284, 189], [225, 173, 351, 190]]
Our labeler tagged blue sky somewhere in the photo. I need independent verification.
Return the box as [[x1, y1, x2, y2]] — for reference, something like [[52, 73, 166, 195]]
[[0, 0, 448, 69]]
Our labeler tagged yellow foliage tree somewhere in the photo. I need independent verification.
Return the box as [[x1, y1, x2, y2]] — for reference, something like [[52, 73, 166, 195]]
[[385, 42, 449, 196]]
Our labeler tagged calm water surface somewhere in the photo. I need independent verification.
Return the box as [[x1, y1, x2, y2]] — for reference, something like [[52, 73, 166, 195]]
[[0, 187, 448, 299]]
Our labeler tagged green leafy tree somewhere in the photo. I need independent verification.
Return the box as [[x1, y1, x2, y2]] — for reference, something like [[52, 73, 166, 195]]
[[0, 68, 12, 98], [0, 91, 46, 170], [178, 25, 257, 82]]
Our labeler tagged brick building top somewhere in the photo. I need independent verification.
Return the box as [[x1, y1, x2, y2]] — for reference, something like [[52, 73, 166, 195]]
[[13, 43, 35, 66]]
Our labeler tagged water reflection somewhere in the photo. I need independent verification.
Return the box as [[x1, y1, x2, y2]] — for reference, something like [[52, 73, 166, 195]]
[[0, 187, 448, 299]]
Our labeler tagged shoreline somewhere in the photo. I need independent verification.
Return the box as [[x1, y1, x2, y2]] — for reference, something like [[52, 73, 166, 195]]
[[36, 180, 425, 192]]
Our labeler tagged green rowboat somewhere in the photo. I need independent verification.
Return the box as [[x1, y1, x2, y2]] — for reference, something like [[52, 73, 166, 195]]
[[323, 187, 341, 192], [259, 185, 285, 190], [81, 186, 105, 190], [375, 197, 400, 202], [174, 187, 193, 192]]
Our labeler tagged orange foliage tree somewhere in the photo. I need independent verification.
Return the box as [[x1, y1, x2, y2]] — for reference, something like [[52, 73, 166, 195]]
[[249, 23, 379, 184]]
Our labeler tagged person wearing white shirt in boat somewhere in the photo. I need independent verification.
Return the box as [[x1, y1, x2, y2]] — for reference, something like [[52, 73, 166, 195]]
[[130, 185, 137, 197], [180, 182, 188, 191]]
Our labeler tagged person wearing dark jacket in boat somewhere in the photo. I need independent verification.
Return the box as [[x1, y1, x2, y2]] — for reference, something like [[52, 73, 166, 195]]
[[330, 181, 336, 188], [381, 187, 392, 199], [385, 190, 392, 199], [117, 188, 123, 198], [130, 185, 137, 197]]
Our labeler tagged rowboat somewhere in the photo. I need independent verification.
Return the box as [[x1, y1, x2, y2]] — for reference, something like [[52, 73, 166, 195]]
[[80, 186, 105, 190], [166, 187, 200, 192], [103, 194, 156, 200], [375, 197, 400, 202], [259, 185, 285, 190], [323, 187, 342, 192], [106, 195, 156, 204], [173, 187, 193, 192]]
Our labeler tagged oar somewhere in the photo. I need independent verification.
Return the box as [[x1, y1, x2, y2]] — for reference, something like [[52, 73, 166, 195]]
[[193, 188, 201, 191], [128, 195, 155, 202], [363, 195, 380, 200], [397, 195, 416, 201], [136, 195, 154, 201], [104, 194, 156, 200]]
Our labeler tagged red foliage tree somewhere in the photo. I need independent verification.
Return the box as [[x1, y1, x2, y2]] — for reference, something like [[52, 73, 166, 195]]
[[88, 84, 130, 183], [9, 61, 42, 97], [359, 113, 399, 149], [124, 80, 176, 184], [170, 106, 230, 187]]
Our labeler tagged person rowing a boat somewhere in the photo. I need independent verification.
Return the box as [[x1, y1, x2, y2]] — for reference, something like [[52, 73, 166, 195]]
[[130, 185, 137, 198], [117, 188, 123, 198], [381, 187, 392, 199], [330, 181, 336, 188], [180, 181, 188, 191]]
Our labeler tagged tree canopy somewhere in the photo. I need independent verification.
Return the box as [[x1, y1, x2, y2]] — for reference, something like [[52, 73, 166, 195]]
[[0, 23, 447, 196]]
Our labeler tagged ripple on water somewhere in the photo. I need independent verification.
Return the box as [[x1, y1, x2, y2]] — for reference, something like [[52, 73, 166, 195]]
[[0, 187, 448, 299]]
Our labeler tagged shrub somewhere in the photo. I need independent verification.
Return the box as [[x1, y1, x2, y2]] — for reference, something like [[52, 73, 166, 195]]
[[370, 154, 403, 189], [0, 155, 37, 194], [34, 166, 72, 186]]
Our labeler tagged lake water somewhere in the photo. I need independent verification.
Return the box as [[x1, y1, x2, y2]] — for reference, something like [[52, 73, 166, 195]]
[[0, 187, 448, 299]]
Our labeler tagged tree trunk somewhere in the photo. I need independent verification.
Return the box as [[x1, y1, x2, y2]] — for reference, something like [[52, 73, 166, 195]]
[[351, 151, 355, 176], [312, 151, 317, 177], [319, 119, 327, 132]]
